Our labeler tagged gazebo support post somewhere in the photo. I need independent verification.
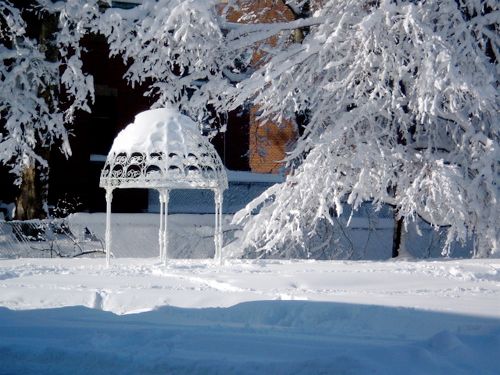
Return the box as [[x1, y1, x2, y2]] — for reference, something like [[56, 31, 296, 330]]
[[160, 189, 170, 265], [158, 190, 165, 261], [105, 188, 113, 267], [214, 189, 223, 265]]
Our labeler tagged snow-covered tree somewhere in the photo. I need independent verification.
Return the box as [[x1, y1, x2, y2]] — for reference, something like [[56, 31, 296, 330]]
[[0, 0, 94, 218], [58, 0, 500, 257], [53, 0, 313, 124], [23, 0, 500, 257], [59, 0, 231, 125], [230, 0, 499, 258]]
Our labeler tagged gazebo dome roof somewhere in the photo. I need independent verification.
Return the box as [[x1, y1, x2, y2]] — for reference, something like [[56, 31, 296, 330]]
[[99, 108, 228, 190]]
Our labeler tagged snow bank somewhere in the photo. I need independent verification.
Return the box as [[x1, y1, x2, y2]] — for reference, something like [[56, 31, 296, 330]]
[[0, 258, 499, 374], [0, 303, 499, 375]]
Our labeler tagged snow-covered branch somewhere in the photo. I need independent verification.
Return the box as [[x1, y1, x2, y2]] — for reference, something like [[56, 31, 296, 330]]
[[233, 0, 499, 257], [1, 2, 64, 179], [0, 0, 97, 180]]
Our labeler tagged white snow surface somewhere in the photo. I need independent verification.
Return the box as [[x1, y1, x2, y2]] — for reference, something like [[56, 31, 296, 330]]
[[0, 257, 499, 374], [109, 107, 199, 154]]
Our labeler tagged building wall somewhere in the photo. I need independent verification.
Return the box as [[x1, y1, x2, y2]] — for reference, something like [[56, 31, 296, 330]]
[[226, 0, 299, 174]]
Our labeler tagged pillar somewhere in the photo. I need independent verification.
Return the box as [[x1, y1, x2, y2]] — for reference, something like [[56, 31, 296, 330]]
[[214, 189, 223, 265], [105, 188, 113, 267], [158, 190, 165, 261], [160, 189, 170, 265]]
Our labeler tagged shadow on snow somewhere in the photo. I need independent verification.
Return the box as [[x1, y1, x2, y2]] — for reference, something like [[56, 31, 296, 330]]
[[0, 301, 499, 375]]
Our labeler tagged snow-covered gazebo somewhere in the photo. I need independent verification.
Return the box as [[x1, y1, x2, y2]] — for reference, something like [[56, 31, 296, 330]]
[[99, 108, 228, 266]]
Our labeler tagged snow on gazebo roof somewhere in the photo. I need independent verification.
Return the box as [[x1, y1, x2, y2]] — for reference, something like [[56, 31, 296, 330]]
[[99, 108, 228, 191]]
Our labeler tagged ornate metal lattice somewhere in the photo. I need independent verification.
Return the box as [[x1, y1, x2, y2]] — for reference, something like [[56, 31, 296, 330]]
[[99, 114, 227, 190], [100, 149, 227, 190]]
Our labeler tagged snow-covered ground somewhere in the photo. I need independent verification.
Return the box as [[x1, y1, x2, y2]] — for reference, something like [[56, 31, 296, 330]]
[[0, 257, 499, 374]]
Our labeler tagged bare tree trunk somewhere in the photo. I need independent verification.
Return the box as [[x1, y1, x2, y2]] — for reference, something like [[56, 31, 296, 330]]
[[14, 159, 48, 220], [14, 9, 57, 221], [392, 216, 403, 258], [390, 182, 403, 258]]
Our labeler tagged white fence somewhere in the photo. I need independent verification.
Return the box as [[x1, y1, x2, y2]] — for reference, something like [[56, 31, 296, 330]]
[[0, 218, 105, 259], [0, 211, 472, 260]]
